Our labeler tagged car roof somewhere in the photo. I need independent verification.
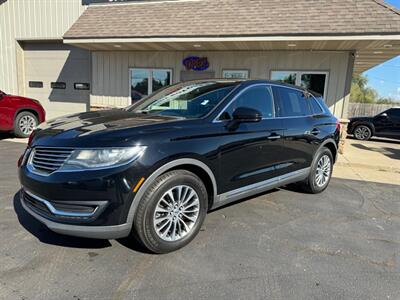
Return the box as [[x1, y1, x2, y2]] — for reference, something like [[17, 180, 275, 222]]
[[183, 78, 314, 95]]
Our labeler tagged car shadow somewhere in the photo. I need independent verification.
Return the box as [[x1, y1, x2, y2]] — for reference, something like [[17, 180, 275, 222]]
[[0, 132, 15, 140], [351, 143, 400, 160], [210, 188, 280, 212], [347, 136, 400, 145]]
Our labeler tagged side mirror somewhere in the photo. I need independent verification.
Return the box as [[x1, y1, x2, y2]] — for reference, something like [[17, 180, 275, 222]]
[[232, 107, 262, 123], [380, 112, 388, 118]]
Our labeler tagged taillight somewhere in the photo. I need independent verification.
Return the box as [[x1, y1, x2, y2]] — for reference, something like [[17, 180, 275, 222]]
[[336, 120, 341, 131]]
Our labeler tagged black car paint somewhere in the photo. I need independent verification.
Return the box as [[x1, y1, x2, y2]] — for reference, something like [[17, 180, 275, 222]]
[[18, 80, 339, 229], [348, 108, 400, 139]]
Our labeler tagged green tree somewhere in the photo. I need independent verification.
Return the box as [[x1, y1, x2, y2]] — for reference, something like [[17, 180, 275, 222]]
[[350, 74, 379, 103], [376, 97, 397, 104]]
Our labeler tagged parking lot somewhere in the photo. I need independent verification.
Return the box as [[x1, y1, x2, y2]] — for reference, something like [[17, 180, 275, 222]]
[[0, 139, 399, 300]]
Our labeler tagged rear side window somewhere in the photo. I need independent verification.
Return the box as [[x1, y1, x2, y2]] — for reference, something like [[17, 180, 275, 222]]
[[272, 86, 310, 117], [221, 85, 274, 119], [309, 97, 324, 115]]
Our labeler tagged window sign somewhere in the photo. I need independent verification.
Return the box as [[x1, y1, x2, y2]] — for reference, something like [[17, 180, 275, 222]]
[[130, 68, 172, 103], [222, 70, 249, 79]]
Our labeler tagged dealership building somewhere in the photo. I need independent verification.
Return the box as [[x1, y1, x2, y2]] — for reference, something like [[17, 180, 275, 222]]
[[1, 0, 400, 119]]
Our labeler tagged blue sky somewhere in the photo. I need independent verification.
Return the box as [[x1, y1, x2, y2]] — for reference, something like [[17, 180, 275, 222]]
[[364, 0, 400, 101]]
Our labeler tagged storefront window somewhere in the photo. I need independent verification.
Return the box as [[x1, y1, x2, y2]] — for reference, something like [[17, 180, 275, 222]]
[[130, 68, 172, 103], [300, 73, 327, 97], [152, 70, 171, 92], [222, 70, 249, 79], [271, 71, 296, 85], [271, 71, 328, 98], [131, 69, 149, 102]]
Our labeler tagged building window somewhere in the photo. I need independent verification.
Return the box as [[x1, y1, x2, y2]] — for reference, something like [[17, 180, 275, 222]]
[[271, 71, 328, 98], [222, 70, 249, 79], [130, 68, 172, 103], [270, 71, 297, 85], [74, 83, 90, 90], [51, 82, 66, 89], [28, 81, 43, 88]]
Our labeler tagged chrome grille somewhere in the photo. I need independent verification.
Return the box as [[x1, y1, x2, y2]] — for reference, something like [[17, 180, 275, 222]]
[[30, 147, 74, 174]]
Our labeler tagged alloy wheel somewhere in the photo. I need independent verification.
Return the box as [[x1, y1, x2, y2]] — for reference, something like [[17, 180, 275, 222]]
[[315, 154, 331, 188], [153, 185, 200, 242], [19, 115, 37, 135], [354, 125, 371, 140]]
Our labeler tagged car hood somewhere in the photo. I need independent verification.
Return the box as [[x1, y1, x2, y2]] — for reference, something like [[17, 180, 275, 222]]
[[6, 94, 40, 104], [31, 109, 183, 147]]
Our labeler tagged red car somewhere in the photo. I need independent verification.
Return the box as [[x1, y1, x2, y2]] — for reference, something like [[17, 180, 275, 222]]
[[0, 90, 46, 138]]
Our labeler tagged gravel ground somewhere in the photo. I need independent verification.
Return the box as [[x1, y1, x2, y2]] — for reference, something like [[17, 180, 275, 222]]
[[0, 140, 399, 300]]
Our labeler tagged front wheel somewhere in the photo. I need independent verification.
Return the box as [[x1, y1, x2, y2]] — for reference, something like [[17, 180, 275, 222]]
[[133, 170, 208, 253], [299, 147, 333, 194]]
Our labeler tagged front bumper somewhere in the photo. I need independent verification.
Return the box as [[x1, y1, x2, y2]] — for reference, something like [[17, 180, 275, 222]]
[[20, 190, 131, 239], [18, 151, 149, 238]]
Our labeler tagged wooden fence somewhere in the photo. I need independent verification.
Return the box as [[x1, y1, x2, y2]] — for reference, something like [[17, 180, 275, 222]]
[[347, 103, 396, 118]]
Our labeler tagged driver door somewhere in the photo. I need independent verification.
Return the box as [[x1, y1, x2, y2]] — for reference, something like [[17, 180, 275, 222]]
[[216, 84, 286, 194]]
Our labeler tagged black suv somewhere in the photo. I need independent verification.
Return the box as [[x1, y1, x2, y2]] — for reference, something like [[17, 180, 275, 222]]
[[18, 80, 339, 253], [348, 107, 400, 140]]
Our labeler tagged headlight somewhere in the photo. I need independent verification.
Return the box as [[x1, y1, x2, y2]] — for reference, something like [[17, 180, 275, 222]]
[[59, 146, 146, 171]]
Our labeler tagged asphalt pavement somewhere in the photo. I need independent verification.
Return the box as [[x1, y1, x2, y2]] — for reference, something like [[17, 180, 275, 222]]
[[0, 140, 399, 300]]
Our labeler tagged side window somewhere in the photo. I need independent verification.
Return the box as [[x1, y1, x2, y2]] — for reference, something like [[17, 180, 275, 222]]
[[309, 97, 324, 115], [220, 85, 274, 120], [387, 109, 400, 118], [272, 86, 310, 117]]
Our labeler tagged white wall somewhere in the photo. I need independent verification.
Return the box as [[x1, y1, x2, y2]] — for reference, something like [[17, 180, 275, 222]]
[[91, 50, 351, 118], [0, 0, 86, 95]]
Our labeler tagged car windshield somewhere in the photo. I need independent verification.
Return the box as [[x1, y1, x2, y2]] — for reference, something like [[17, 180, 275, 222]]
[[126, 81, 239, 119]]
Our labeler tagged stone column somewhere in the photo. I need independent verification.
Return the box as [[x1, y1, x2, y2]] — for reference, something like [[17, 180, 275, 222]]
[[339, 119, 350, 154]]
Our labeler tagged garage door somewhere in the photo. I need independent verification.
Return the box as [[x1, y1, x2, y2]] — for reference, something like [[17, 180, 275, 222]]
[[24, 42, 90, 119]]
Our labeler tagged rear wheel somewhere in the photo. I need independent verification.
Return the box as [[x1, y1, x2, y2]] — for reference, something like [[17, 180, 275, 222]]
[[299, 147, 333, 194], [133, 170, 208, 253], [14, 111, 38, 138], [353, 125, 372, 140]]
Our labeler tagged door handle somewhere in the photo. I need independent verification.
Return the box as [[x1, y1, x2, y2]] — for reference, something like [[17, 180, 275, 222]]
[[310, 128, 320, 135]]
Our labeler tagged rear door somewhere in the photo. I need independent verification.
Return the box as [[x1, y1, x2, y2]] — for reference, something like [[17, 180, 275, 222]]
[[272, 86, 322, 174]]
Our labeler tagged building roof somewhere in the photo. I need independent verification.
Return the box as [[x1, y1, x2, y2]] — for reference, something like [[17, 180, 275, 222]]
[[64, 0, 400, 39]]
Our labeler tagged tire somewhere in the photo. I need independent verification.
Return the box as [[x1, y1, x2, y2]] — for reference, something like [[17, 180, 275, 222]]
[[353, 125, 372, 141], [299, 147, 333, 194], [14, 111, 38, 138], [133, 170, 208, 253]]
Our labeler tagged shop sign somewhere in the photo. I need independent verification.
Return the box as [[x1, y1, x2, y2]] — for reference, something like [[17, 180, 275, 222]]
[[182, 56, 209, 71]]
